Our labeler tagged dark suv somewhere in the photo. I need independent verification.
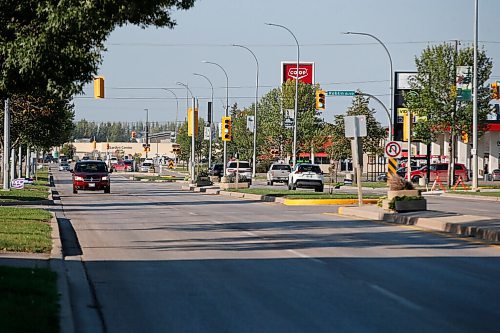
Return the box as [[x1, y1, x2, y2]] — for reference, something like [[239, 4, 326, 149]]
[[208, 164, 224, 178], [72, 160, 111, 194]]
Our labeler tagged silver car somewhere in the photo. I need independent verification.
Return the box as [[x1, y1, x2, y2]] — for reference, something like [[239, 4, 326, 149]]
[[59, 162, 70, 171]]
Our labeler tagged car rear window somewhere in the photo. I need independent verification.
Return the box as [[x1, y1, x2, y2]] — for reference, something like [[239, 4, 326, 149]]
[[228, 162, 250, 168], [272, 164, 291, 171], [142, 163, 152, 167], [298, 165, 321, 173], [124, 160, 133, 165], [75, 162, 107, 172]]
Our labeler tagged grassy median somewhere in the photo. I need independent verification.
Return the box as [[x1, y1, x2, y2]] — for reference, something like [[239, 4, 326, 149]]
[[0, 207, 52, 253], [0, 266, 59, 333]]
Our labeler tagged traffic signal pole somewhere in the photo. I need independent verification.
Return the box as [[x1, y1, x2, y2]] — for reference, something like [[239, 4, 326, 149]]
[[191, 97, 196, 183]]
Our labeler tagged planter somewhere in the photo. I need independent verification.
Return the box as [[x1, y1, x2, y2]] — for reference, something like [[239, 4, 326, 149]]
[[387, 189, 420, 201], [219, 182, 249, 190], [394, 198, 427, 212]]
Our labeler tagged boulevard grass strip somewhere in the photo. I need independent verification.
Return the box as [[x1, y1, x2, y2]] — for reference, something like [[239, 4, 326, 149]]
[[0, 266, 59, 333], [0, 185, 50, 202], [0, 207, 52, 253], [447, 191, 500, 197], [229, 188, 382, 200]]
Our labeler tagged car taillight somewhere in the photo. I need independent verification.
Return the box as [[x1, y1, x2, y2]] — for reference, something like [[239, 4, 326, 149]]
[[295, 171, 302, 174]]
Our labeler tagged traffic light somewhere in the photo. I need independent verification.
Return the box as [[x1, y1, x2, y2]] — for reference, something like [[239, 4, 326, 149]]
[[131, 131, 136, 139], [461, 131, 469, 144], [172, 144, 180, 154], [315, 89, 326, 110], [222, 116, 232, 141], [187, 108, 199, 137], [93, 76, 104, 99], [491, 82, 499, 100]]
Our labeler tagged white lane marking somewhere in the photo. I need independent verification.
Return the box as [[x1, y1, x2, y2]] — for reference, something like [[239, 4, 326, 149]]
[[287, 249, 324, 264], [369, 284, 422, 311], [244, 231, 257, 237]]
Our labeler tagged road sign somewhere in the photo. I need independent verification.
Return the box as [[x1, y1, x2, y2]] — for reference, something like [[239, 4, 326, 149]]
[[284, 117, 294, 128], [387, 157, 398, 179], [168, 160, 174, 169], [385, 141, 402, 158], [326, 90, 356, 96], [344, 115, 367, 137]]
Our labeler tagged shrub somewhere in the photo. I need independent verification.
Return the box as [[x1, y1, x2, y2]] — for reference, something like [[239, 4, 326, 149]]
[[388, 175, 414, 191]]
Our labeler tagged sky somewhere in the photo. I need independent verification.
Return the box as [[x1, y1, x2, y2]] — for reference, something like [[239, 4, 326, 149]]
[[72, 0, 500, 128]]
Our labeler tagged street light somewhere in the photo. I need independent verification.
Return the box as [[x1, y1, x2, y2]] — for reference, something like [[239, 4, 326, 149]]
[[202, 60, 229, 175], [266, 22, 300, 167], [144, 108, 149, 159], [343, 31, 393, 141], [233, 44, 259, 179], [160, 88, 179, 137], [193, 72, 214, 169]]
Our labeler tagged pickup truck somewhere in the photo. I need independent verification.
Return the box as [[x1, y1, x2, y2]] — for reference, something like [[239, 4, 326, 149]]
[[226, 161, 252, 184], [267, 163, 291, 185]]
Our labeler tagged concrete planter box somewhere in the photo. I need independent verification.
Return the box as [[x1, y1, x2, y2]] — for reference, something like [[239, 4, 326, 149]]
[[387, 189, 420, 201], [219, 182, 249, 190], [394, 198, 427, 212]]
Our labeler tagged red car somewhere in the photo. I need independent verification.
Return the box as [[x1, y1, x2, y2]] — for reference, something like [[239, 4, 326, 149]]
[[72, 160, 111, 194], [410, 163, 469, 183], [113, 160, 133, 172]]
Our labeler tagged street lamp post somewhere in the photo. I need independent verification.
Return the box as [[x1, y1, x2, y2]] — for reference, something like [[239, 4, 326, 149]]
[[233, 44, 259, 179], [202, 61, 229, 175], [177, 82, 196, 182], [343, 31, 394, 141], [160, 88, 179, 140], [193, 73, 214, 169], [266, 23, 300, 167], [472, 0, 479, 190], [144, 108, 149, 159]]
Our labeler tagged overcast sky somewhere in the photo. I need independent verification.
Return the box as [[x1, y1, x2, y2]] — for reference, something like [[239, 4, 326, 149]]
[[72, 0, 500, 127]]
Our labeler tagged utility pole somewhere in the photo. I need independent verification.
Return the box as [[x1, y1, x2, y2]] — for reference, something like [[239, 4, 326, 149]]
[[3, 99, 10, 190]]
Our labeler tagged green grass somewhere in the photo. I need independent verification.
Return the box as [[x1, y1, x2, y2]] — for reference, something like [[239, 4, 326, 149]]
[[0, 207, 52, 253], [34, 168, 50, 185], [229, 188, 382, 199], [447, 191, 500, 197], [0, 266, 59, 333], [0, 184, 50, 202]]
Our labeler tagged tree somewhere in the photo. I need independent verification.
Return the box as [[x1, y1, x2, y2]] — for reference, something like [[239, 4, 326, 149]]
[[327, 93, 386, 161], [0, 0, 196, 99], [405, 43, 493, 184]]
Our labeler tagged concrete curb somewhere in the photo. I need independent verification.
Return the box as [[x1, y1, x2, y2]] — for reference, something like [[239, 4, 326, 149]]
[[49, 212, 75, 333], [442, 193, 500, 201], [337, 206, 500, 244], [284, 198, 379, 206]]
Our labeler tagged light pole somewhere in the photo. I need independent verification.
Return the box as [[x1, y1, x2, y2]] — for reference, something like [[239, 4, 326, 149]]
[[233, 44, 259, 179], [202, 61, 229, 175], [160, 88, 179, 140], [144, 108, 149, 159], [343, 31, 394, 141], [472, 0, 479, 190], [193, 73, 214, 169], [177, 82, 196, 182], [266, 23, 300, 167]]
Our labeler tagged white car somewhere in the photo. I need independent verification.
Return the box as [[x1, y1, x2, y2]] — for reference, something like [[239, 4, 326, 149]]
[[59, 162, 71, 171], [267, 163, 291, 185], [288, 163, 324, 192], [226, 161, 252, 183], [139, 162, 153, 172]]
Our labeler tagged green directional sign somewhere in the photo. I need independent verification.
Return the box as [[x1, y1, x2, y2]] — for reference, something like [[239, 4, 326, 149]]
[[326, 90, 356, 96]]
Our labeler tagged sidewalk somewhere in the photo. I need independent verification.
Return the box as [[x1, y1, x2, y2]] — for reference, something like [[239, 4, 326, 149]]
[[337, 203, 500, 244]]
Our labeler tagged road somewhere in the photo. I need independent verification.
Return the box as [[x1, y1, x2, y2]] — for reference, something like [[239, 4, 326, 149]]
[[53, 170, 500, 333]]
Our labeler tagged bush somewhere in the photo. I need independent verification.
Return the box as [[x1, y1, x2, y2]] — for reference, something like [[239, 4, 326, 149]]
[[388, 175, 414, 191]]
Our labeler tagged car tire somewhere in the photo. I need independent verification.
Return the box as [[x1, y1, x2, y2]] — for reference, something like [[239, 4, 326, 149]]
[[315, 185, 324, 192], [269, 181, 273, 186], [73, 187, 77, 194], [104, 186, 110, 194], [288, 183, 292, 190], [411, 176, 420, 183]]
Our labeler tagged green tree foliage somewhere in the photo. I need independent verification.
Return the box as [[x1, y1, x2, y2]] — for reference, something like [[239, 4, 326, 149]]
[[0, 95, 74, 150], [406, 44, 493, 143], [0, 0, 196, 99], [60, 143, 76, 159], [327, 93, 386, 160]]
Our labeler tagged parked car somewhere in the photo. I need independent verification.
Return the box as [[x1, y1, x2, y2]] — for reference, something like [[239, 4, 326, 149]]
[[208, 164, 224, 178], [113, 160, 133, 172], [72, 160, 111, 194], [396, 165, 421, 178], [226, 161, 252, 184], [492, 169, 500, 181], [139, 162, 153, 172], [59, 162, 71, 171], [410, 163, 469, 183], [288, 163, 324, 192], [267, 163, 291, 185]]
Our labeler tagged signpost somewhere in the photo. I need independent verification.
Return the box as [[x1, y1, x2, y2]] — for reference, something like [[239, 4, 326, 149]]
[[385, 141, 401, 158], [326, 90, 356, 96], [344, 115, 367, 206]]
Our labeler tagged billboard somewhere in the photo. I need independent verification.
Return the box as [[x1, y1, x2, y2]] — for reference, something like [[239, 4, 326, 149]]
[[281, 62, 315, 84]]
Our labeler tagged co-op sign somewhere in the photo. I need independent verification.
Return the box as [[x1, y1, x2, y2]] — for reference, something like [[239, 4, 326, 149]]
[[281, 61, 315, 85]]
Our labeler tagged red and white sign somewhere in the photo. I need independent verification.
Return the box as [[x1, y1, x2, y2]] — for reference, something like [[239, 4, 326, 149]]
[[281, 61, 314, 84], [385, 141, 402, 158]]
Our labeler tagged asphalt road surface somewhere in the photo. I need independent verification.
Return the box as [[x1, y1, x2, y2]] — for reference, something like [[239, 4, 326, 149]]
[[53, 170, 500, 333]]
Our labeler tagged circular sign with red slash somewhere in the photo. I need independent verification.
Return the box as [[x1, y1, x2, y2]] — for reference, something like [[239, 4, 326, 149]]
[[385, 141, 402, 158]]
